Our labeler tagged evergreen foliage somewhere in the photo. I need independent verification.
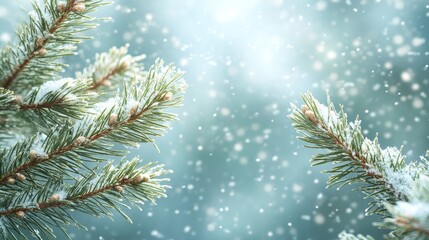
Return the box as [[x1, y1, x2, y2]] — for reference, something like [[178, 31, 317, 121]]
[[0, 0, 187, 239], [290, 92, 429, 239]]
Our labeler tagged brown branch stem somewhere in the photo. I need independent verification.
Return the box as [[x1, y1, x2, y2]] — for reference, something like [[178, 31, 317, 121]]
[[19, 100, 64, 111], [0, 177, 135, 217], [319, 122, 382, 179], [88, 67, 121, 90]]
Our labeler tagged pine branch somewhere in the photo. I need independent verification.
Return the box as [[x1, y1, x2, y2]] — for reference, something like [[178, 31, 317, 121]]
[[0, 0, 108, 92], [0, 159, 170, 240], [289, 92, 425, 215], [77, 44, 146, 91], [290, 92, 429, 239], [0, 60, 186, 188]]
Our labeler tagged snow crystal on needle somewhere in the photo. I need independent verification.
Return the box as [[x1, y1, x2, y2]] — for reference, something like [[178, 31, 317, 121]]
[[71, 95, 121, 136], [395, 201, 429, 221], [31, 133, 48, 157], [92, 95, 121, 113], [383, 164, 417, 197], [55, 190, 68, 201], [379, 147, 418, 197], [34, 78, 76, 103], [361, 138, 377, 155], [363, 141, 418, 198], [314, 99, 340, 127], [125, 97, 139, 116]]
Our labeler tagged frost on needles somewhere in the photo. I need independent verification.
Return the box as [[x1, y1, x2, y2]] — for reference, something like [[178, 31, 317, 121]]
[[0, 0, 187, 239], [289, 92, 429, 240]]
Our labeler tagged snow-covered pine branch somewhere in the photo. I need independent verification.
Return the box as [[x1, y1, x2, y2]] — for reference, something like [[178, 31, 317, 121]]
[[289, 92, 429, 239]]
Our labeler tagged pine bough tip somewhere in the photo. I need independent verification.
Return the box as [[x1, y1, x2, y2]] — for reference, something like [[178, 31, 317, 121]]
[[290, 92, 429, 239]]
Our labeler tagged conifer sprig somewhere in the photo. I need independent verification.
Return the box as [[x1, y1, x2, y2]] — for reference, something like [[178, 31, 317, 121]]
[[77, 44, 146, 91], [0, 0, 108, 92], [0, 159, 170, 240], [290, 92, 429, 239]]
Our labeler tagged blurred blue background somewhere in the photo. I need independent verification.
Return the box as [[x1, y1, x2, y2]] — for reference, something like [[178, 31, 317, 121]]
[[2, 0, 429, 239]]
